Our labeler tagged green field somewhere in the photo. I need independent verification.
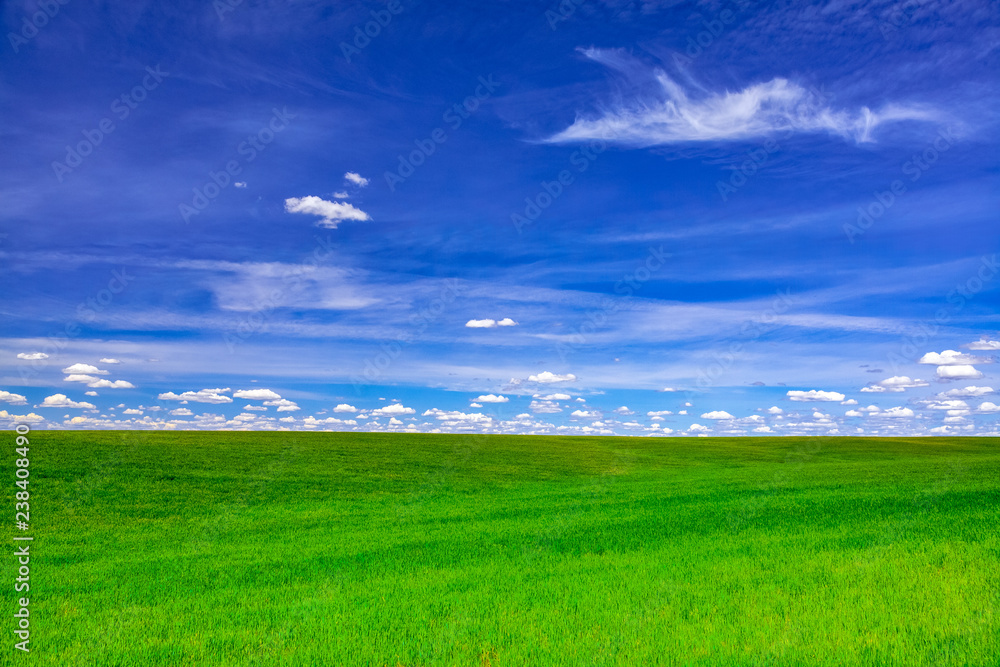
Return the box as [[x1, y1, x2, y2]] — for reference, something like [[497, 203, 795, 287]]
[[6, 431, 999, 665]]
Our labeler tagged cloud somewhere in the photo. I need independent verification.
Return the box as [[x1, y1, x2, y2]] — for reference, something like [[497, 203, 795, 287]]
[[234, 182, 247, 188], [936, 365, 983, 380], [334, 404, 357, 413], [470, 402, 482, 408], [157, 388, 233, 404], [62, 363, 108, 375], [613, 406, 634, 415], [529, 400, 562, 413], [0, 391, 28, 405], [920, 399, 969, 411], [38, 394, 95, 409], [571, 409, 598, 418], [880, 407, 915, 418], [939, 386, 994, 398], [497, 318, 518, 326], [547, 49, 937, 146], [422, 408, 493, 425], [647, 410, 673, 417], [0, 411, 44, 423], [659, 387, 679, 392], [475, 394, 509, 403], [344, 172, 369, 187], [688, 423, 709, 432], [867, 376, 929, 392], [264, 398, 300, 412], [841, 399, 858, 405], [284, 196, 370, 228], [466, 319, 497, 328], [787, 390, 845, 402], [845, 410, 863, 417], [123, 408, 143, 415], [753, 426, 773, 433], [99, 358, 122, 364], [965, 339, 1000, 351], [766, 406, 783, 414], [243, 405, 268, 412], [85, 379, 135, 389], [170, 408, 193, 416], [528, 371, 576, 383], [233, 389, 282, 400], [333, 191, 349, 198], [84, 391, 98, 396], [536, 393, 571, 400], [978, 401, 1000, 413], [701, 410, 735, 420], [919, 350, 988, 365], [372, 403, 415, 416], [17, 352, 48, 360]]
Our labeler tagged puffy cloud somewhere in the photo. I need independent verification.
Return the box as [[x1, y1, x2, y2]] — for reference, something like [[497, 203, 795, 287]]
[[84, 391, 98, 396], [264, 398, 300, 412], [547, 50, 936, 146], [528, 371, 576, 383], [845, 410, 863, 417], [841, 399, 858, 405], [80, 378, 135, 389], [966, 339, 1000, 351], [99, 358, 122, 364], [919, 350, 988, 365], [613, 406, 634, 415], [233, 389, 282, 400], [123, 408, 143, 415], [388, 417, 404, 426], [38, 394, 95, 409], [422, 409, 493, 425], [17, 352, 48, 360], [939, 386, 994, 398], [870, 376, 929, 392], [766, 406, 783, 414], [701, 410, 735, 420], [647, 410, 673, 417], [529, 400, 562, 413], [284, 196, 370, 228], [344, 172, 369, 187], [0, 410, 44, 423], [0, 391, 28, 405], [978, 401, 1000, 413], [859, 385, 885, 393], [170, 408, 193, 416], [753, 426, 773, 433], [243, 405, 268, 412], [920, 399, 969, 411], [158, 388, 233, 404], [881, 407, 915, 418], [497, 318, 518, 326], [787, 390, 845, 402], [62, 363, 108, 375], [465, 319, 497, 328], [470, 403, 482, 408], [234, 182, 247, 188], [936, 365, 983, 380], [334, 404, 358, 413], [570, 409, 597, 418], [536, 393, 571, 400], [372, 404, 415, 416], [688, 424, 709, 432], [475, 394, 509, 403]]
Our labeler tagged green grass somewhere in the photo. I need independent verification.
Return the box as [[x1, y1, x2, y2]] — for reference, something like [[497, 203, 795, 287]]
[[5, 431, 999, 665]]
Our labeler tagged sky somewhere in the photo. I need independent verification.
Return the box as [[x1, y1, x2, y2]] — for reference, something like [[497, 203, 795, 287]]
[[1, 0, 999, 436]]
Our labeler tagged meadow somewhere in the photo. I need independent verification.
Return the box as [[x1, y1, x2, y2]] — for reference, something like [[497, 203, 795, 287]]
[[6, 431, 999, 666]]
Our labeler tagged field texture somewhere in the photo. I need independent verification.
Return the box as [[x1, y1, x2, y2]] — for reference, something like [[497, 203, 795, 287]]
[[5, 431, 999, 665]]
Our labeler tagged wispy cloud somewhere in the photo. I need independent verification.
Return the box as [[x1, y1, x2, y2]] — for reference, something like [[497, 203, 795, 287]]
[[547, 48, 939, 146]]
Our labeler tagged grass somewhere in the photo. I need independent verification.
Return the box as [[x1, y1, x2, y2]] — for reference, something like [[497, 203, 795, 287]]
[[5, 431, 999, 665]]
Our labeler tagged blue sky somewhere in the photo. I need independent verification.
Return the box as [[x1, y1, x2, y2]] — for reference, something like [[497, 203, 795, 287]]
[[2, 0, 999, 436]]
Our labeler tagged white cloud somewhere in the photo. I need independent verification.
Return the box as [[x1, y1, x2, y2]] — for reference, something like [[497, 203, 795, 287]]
[[344, 172, 369, 187], [529, 400, 562, 414], [38, 394, 95, 409], [841, 399, 858, 405], [870, 376, 929, 392], [372, 404, 415, 416], [647, 410, 673, 417], [753, 426, 772, 433], [0, 410, 44, 423], [701, 411, 735, 420], [659, 387, 679, 392], [234, 181, 247, 188], [881, 407, 915, 418], [860, 385, 885, 393], [465, 319, 497, 328], [936, 365, 983, 380], [389, 417, 404, 426], [845, 410, 863, 417], [62, 363, 108, 375], [233, 389, 282, 400], [475, 394, 509, 403], [422, 409, 493, 425], [497, 318, 518, 326], [787, 390, 845, 402], [158, 388, 233, 404], [766, 406, 783, 414], [613, 406, 634, 415], [170, 408, 193, 416], [966, 339, 1000, 351], [528, 371, 576, 383], [919, 350, 988, 365], [570, 409, 597, 418], [284, 196, 370, 228], [537, 393, 571, 400], [921, 399, 970, 411], [84, 391, 98, 396], [0, 391, 27, 405], [243, 405, 268, 412], [123, 408, 143, 415], [547, 49, 936, 146], [470, 402, 482, 408], [17, 352, 48, 360], [939, 386, 994, 398], [333, 191, 349, 198], [978, 401, 1000, 413], [264, 398, 300, 412], [99, 358, 122, 364], [688, 423, 709, 432], [334, 404, 357, 413], [85, 379, 135, 389]]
